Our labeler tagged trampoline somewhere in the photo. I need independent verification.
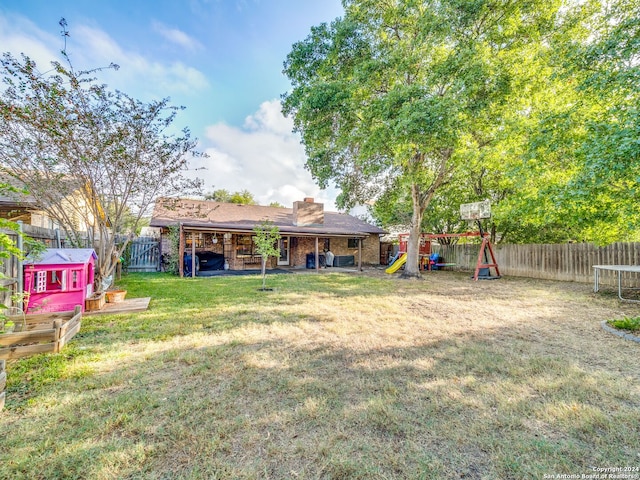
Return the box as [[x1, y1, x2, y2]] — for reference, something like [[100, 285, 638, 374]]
[[593, 265, 640, 302]]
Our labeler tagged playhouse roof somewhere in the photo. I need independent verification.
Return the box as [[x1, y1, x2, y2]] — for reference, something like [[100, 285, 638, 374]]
[[24, 248, 97, 265]]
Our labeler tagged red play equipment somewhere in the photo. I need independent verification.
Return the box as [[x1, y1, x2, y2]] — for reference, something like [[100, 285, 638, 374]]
[[390, 201, 500, 280], [396, 231, 500, 280]]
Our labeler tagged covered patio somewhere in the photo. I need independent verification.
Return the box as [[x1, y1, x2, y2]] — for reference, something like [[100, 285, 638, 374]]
[[150, 197, 386, 277]]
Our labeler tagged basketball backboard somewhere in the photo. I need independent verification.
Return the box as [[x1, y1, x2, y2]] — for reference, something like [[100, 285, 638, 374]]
[[460, 200, 491, 220]]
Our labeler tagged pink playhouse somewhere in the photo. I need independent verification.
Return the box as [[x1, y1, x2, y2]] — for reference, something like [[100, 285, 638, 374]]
[[23, 248, 97, 314]]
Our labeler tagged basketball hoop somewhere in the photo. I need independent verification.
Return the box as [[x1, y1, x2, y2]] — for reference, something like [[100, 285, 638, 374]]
[[460, 200, 491, 221]]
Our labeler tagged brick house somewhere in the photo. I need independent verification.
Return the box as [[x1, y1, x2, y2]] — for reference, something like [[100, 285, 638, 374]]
[[150, 197, 387, 276]]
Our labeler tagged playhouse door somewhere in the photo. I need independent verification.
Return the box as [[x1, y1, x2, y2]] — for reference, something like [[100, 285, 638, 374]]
[[86, 263, 94, 297]]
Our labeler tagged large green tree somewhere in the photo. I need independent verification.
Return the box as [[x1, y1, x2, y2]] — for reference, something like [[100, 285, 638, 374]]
[[486, 0, 640, 245], [283, 0, 571, 276], [562, 0, 640, 243]]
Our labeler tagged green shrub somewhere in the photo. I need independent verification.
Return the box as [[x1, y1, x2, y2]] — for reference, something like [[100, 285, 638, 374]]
[[608, 316, 640, 332]]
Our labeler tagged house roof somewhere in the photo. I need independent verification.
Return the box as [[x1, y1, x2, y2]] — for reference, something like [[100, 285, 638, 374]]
[[24, 248, 97, 265], [150, 198, 386, 237], [0, 194, 37, 207]]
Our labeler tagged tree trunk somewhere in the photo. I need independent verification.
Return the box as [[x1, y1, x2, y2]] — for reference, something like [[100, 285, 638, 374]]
[[400, 149, 452, 279], [401, 183, 424, 279]]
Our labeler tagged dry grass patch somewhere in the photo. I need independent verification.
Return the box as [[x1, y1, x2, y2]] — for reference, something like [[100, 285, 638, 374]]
[[1, 271, 638, 479]]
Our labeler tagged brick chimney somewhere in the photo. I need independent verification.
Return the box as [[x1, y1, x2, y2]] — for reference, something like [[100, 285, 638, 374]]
[[293, 198, 324, 226]]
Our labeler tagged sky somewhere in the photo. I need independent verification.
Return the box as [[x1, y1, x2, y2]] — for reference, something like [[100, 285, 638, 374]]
[[0, 0, 345, 210]]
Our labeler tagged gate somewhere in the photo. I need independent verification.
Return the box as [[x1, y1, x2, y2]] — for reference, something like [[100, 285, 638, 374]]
[[127, 236, 160, 272]]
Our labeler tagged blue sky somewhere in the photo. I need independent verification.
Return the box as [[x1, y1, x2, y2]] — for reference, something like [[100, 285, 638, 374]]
[[0, 0, 345, 209]]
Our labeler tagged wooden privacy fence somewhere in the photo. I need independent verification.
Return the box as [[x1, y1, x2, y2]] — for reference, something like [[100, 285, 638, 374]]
[[435, 242, 640, 288], [126, 236, 161, 273]]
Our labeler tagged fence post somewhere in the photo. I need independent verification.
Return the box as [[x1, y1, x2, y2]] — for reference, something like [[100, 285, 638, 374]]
[[0, 359, 6, 411], [16, 221, 24, 311], [53, 319, 62, 354]]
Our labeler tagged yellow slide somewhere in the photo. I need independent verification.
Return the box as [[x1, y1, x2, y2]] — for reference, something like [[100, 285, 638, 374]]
[[385, 253, 407, 274]]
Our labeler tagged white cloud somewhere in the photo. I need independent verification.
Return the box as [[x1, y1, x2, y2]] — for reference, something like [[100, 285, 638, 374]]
[[198, 99, 338, 210], [151, 21, 203, 52], [0, 13, 208, 101], [0, 14, 63, 68], [70, 24, 209, 96]]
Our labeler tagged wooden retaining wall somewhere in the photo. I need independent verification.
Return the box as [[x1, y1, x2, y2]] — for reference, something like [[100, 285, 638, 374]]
[[435, 242, 640, 288], [0, 360, 5, 411], [0, 306, 82, 361], [0, 307, 82, 411]]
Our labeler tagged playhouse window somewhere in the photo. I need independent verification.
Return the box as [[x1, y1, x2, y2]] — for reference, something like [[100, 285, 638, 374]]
[[33, 270, 67, 293], [35, 271, 47, 293], [70, 270, 82, 289], [46, 270, 67, 291]]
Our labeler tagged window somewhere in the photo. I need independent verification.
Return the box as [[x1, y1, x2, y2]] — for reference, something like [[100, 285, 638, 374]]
[[185, 233, 204, 248], [348, 238, 361, 249], [236, 235, 255, 256], [34, 270, 67, 292], [47, 270, 66, 291], [35, 271, 46, 293], [71, 270, 82, 289]]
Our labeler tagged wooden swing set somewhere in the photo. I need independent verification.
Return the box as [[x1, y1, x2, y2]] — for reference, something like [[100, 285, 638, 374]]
[[426, 231, 500, 280], [394, 201, 501, 280]]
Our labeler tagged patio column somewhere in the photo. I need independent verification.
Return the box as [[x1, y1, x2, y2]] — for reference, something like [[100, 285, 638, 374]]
[[358, 238, 362, 271], [178, 223, 184, 277], [191, 232, 196, 278], [223, 233, 232, 269], [315, 237, 319, 273]]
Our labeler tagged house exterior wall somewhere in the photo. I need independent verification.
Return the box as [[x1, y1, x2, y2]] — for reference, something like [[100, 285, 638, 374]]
[[290, 237, 316, 267], [329, 236, 381, 265], [30, 212, 57, 229], [289, 235, 381, 267], [161, 228, 383, 273]]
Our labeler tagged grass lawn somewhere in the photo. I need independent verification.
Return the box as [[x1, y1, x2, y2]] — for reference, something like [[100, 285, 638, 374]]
[[1, 270, 639, 479]]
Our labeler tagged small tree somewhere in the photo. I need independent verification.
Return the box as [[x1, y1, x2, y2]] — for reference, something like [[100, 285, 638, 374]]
[[0, 20, 204, 292], [252, 221, 281, 291]]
